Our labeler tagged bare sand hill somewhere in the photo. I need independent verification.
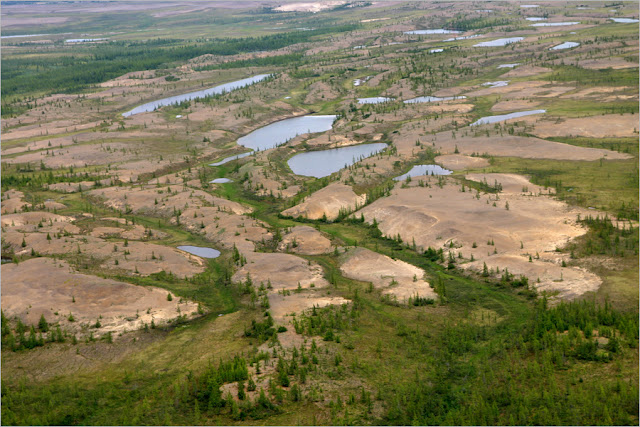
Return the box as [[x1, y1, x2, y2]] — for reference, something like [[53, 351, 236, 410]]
[[1, 258, 199, 338], [282, 183, 366, 220], [340, 247, 437, 302], [354, 175, 601, 299], [278, 226, 333, 255]]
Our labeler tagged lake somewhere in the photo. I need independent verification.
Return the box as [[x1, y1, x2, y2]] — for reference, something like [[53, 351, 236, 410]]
[[404, 29, 459, 35], [237, 115, 336, 151], [611, 18, 639, 23], [531, 22, 580, 27], [288, 143, 387, 178], [550, 42, 580, 50], [498, 63, 520, 68], [122, 74, 270, 117], [358, 97, 394, 104], [177, 246, 221, 258], [209, 178, 233, 184], [403, 96, 465, 104], [470, 110, 546, 126], [482, 81, 509, 88], [394, 165, 452, 181], [443, 35, 482, 42], [209, 152, 252, 166], [474, 37, 524, 47]]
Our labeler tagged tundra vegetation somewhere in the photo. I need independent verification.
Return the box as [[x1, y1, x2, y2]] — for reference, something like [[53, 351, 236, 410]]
[[1, 0, 638, 425]]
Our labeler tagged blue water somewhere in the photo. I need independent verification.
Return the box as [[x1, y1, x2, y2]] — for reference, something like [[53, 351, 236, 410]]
[[550, 42, 580, 50], [177, 246, 221, 258], [404, 29, 459, 35], [209, 152, 252, 166], [474, 37, 524, 47], [404, 96, 465, 104], [237, 115, 336, 151], [470, 110, 546, 126], [122, 74, 270, 117], [288, 143, 387, 178], [358, 97, 394, 104], [394, 165, 452, 181]]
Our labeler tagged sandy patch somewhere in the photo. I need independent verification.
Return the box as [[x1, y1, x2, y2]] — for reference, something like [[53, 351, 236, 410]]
[[431, 131, 631, 161], [1, 190, 31, 214], [1, 258, 199, 338], [501, 65, 551, 78], [527, 114, 638, 138], [232, 252, 329, 291], [491, 99, 542, 112], [89, 185, 251, 217], [178, 207, 272, 254], [278, 226, 333, 255], [3, 230, 205, 278], [434, 154, 489, 171], [340, 247, 437, 302], [273, 1, 345, 12], [282, 183, 366, 221], [354, 177, 601, 299], [577, 57, 640, 70]]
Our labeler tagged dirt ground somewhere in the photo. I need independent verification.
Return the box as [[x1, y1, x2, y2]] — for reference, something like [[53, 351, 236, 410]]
[[90, 185, 251, 217], [232, 252, 329, 291], [354, 175, 601, 299], [434, 154, 490, 170], [430, 131, 632, 161], [340, 247, 437, 302], [278, 226, 333, 255], [524, 114, 638, 138], [1, 258, 199, 338], [282, 183, 367, 221], [491, 99, 543, 112]]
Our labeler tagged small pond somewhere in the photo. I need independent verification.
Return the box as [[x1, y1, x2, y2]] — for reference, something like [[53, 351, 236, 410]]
[[550, 41, 580, 50], [237, 115, 336, 151], [404, 29, 459, 35], [611, 18, 639, 23], [394, 165, 452, 181], [403, 95, 465, 104], [531, 21, 580, 27], [209, 152, 252, 166], [122, 74, 270, 117], [358, 97, 394, 104], [288, 143, 387, 178], [498, 63, 520, 68], [209, 178, 233, 184], [177, 246, 221, 259], [470, 109, 546, 126], [474, 37, 524, 47]]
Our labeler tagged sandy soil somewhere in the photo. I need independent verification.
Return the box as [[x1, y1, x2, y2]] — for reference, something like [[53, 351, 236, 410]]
[[491, 99, 543, 112], [431, 131, 631, 161], [1, 190, 31, 214], [354, 176, 601, 299], [525, 114, 638, 138], [3, 230, 206, 278], [434, 154, 490, 171], [304, 81, 340, 104], [1, 258, 199, 338], [577, 57, 640, 70], [340, 247, 437, 302], [273, 1, 345, 12], [501, 65, 552, 78], [278, 226, 333, 255], [90, 185, 251, 217], [281, 183, 367, 221], [232, 252, 329, 291], [464, 81, 574, 99], [178, 207, 272, 254]]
